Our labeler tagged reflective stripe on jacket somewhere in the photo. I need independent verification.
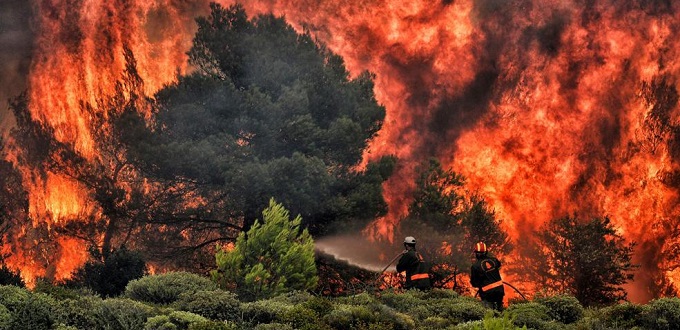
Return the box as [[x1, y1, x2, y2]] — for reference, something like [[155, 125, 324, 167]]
[[481, 280, 503, 292]]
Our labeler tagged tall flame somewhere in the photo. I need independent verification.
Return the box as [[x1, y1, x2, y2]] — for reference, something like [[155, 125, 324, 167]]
[[3, 0, 680, 300]]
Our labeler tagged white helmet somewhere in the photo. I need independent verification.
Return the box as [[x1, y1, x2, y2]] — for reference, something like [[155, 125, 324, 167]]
[[404, 236, 416, 245]]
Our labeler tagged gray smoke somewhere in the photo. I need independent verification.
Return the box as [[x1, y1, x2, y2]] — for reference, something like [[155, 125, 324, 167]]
[[0, 0, 33, 134]]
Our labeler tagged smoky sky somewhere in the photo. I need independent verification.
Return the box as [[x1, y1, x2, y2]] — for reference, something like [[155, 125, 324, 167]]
[[0, 0, 33, 133]]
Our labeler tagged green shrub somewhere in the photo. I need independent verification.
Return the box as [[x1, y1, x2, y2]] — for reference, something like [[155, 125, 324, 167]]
[[253, 323, 293, 330], [279, 304, 319, 329], [0, 287, 57, 330], [125, 272, 218, 305], [302, 296, 334, 316], [336, 292, 377, 306], [0, 304, 10, 329], [379, 291, 423, 312], [54, 325, 79, 330], [174, 290, 240, 321], [535, 294, 584, 324], [427, 299, 487, 323], [97, 298, 156, 330], [420, 316, 450, 329], [269, 290, 314, 304], [507, 302, 551, 330], [54, 295, 106, 329], [422, 288, 459, 300], [188, 320, 236, 330], [450, 320, 484, 329], [640, 297, 680, 330], [322, 303, 415, 330], [599, 301, 647, 329], [241, 299, 292, 324], [145, 315, 177, 330], [33, 280, 85, 301], [0, 285, 30, 310]]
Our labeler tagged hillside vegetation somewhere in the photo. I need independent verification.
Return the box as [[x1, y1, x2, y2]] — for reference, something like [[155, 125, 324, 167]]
[[1, 275, 679, 330]]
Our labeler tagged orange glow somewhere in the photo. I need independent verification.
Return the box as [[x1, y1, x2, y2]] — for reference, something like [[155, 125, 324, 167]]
[[6, 0, 680, 301]]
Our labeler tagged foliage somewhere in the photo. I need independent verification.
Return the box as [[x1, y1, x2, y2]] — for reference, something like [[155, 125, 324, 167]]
[[524, 216, 637, 306], [96, 298, 156, 330], [54, 295, 106, 330], [173, 290, 240, 321], [399, 158, 511, 290], [212, 199, 318, 300], [506, 302, 551, 330], [0, 285, 58, 330], [125, 272, 218, 305], [67, 246, 147, 297], [132, 2, 389, 242], [639, 297, 680, 330], [598, 301, 647, 329], [534, 294, 584, 324]]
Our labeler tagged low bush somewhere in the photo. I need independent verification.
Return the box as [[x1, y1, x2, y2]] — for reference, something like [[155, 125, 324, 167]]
[[0, 286, 57, 330], [302, 295, 334, 316], [188, 320, 236, 330], [0, 304, 10, 329], [420, 316, 450, 329], [322, 303, 415, 330], [427, 299, 487, 323], [535, 294, 584, 324], [253, 323, 293, 330], [379, 291, 423, 312], [240, 299, 292, 324], [145, 315, 177, 330], [507, 302, 551, 330], [173, 290, 240, 321], [125, 272, 218, 305], [0, 265, 24, 287], [599, 301, 647, 329], [640, 297, 680, 330], [54, 295, 106, 329], [279, 304, 327, 330], [97, 298, 156, 330]]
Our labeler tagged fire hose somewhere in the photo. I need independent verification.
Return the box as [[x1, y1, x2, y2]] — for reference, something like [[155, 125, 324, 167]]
[[374, 251, 406, 285], [474, 281, 528, 301]]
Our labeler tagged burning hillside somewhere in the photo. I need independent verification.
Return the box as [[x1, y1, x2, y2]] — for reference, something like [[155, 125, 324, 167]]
[[1, 0, 679, 302]]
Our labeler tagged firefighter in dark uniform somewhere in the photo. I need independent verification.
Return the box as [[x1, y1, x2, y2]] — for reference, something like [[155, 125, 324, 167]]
[[470, 241, 505, 311], [396, 236, 431, 290]]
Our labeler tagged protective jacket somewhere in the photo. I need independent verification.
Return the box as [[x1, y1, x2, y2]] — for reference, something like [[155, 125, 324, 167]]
[[470, 255, 505, 298], [396, 249, 431, 290]]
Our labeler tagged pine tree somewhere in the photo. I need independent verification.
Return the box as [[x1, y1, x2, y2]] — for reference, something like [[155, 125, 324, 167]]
[[211, 198, 318, 300]]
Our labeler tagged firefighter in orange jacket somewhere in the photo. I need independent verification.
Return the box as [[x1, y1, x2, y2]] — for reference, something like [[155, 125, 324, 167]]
[[470, 241, 504, 311], [396, 236, 431, 290]]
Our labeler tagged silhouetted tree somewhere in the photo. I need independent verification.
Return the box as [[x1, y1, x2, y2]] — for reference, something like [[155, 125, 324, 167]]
[[530, 216, 637, 306], [66, 246, 147, 297]]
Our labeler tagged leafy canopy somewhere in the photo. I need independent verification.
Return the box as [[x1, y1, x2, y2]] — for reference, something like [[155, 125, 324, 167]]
[[212, 199, 318, 301]]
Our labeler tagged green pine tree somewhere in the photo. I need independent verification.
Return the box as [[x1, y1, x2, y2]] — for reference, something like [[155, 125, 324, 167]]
[[211, 198, 318, 300]]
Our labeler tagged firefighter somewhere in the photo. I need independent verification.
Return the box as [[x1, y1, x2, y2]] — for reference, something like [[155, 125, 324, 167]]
[[470, 241, 505, 311], [396, 236, 431, 290]]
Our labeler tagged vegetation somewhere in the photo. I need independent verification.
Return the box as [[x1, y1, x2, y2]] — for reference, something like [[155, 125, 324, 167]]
[[396, 158, 511, 291], [212, 199, 318, 301], [0, 281, 678, 330], [519, 216, 637, 307]]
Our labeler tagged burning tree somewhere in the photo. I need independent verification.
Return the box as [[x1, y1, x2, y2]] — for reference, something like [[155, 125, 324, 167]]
[[525, 216, 637, 307], [397, 158, 511, 291]]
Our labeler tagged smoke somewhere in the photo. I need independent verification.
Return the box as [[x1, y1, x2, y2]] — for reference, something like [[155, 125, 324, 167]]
[[315, 234, 401, 272], [0, 0, 33, 134]]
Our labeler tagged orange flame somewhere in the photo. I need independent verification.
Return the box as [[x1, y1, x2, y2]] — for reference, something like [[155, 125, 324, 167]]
[[5, 0, 680, 300]]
